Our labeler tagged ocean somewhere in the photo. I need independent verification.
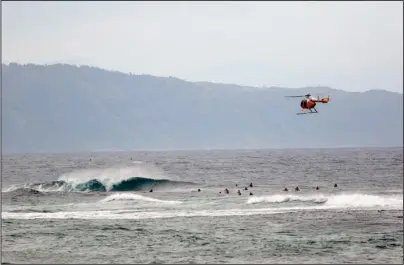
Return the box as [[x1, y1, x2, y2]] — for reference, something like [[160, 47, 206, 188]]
[[1, 147, 403, 264]]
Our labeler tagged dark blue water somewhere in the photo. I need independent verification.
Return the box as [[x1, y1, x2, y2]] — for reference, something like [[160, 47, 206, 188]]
[[2, 148, 403, 264]]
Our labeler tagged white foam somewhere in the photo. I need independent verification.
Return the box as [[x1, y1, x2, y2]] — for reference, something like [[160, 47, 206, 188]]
[[3, 193, 402, 220], [325, 194, 403, 208], [35, 183, 71, 192], [247, 194, 327, 204], [247, 193, 403, 209], [100, 193, 182, 204], [1, 207, 308, 220]]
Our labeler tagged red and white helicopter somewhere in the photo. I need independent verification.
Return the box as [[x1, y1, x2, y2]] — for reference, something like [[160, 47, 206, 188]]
[[285, 93, 330, 115]]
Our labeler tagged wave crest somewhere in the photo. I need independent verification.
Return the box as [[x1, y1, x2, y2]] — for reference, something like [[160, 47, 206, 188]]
[[100, 193, 182, 204], [247, 194, 327, 204]]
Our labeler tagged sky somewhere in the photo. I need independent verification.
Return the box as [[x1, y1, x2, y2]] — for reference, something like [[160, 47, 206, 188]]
[[2, 1, 403, 93]]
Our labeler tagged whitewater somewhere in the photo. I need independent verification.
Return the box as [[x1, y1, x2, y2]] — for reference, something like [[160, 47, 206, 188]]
[[2, 148, 403, 264]]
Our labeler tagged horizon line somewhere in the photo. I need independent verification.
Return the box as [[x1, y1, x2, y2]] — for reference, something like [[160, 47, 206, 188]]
[[3, 145, 403, 156]]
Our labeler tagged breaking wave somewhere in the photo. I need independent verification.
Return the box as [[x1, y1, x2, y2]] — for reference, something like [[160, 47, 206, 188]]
[[2, 177, 194, 193], [247, 194, 403, 209], [3, 166, 196, 193]]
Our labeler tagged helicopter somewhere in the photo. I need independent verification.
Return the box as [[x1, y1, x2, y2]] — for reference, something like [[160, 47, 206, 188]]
[[285, 93, 330, 115]]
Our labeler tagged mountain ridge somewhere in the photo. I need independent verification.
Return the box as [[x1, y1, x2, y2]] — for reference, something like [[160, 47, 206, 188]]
[[2, 62, 403, 154], [4, 62, 401, 94]]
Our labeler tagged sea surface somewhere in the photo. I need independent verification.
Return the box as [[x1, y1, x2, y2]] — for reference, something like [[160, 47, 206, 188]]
[[1, 147, 403, 264]]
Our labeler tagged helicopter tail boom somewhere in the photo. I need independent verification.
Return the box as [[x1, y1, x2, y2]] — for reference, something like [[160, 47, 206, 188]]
[[312, 96, 330, 103]]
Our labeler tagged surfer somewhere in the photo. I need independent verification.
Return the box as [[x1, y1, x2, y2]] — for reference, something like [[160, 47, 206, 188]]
[[334, 183, 338, 188], [149, 188, 153, 192], [225, 188, 229, 194], [316, 186, 319, 190], [249, 192, 253, 196], [295, 186, 300, 192], [249, 183, 253, 188], [198, 188, 201, 192], [284, 188, 288, 192], [244, 187, 248, 191], [237, 190, 241, 195]]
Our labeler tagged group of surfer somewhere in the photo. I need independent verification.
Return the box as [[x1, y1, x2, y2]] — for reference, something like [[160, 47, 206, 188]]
[[151, 182, 338, 194], [218, 182, 254, 196], [217, 182, 339, 195], [218, 182, 339, 195], [284, 183, 338, 192]]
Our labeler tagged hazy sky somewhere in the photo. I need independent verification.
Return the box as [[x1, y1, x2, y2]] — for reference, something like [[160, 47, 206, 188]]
[[3, 1, 403, 93]]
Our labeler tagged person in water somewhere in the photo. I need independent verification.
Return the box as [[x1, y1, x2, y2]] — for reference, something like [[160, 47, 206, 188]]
[[316, 186, 319, 190], [295, 186, 300, 192], [249, 192, 253, 196], [334, 183, 338, 188], [198, 189, 201, 192], [284, 188, 288, 192], [149, 188, 153, 192], [249, 183, 253, 188], [244, 187, 248, 191], [237, 190, 241, 195]]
